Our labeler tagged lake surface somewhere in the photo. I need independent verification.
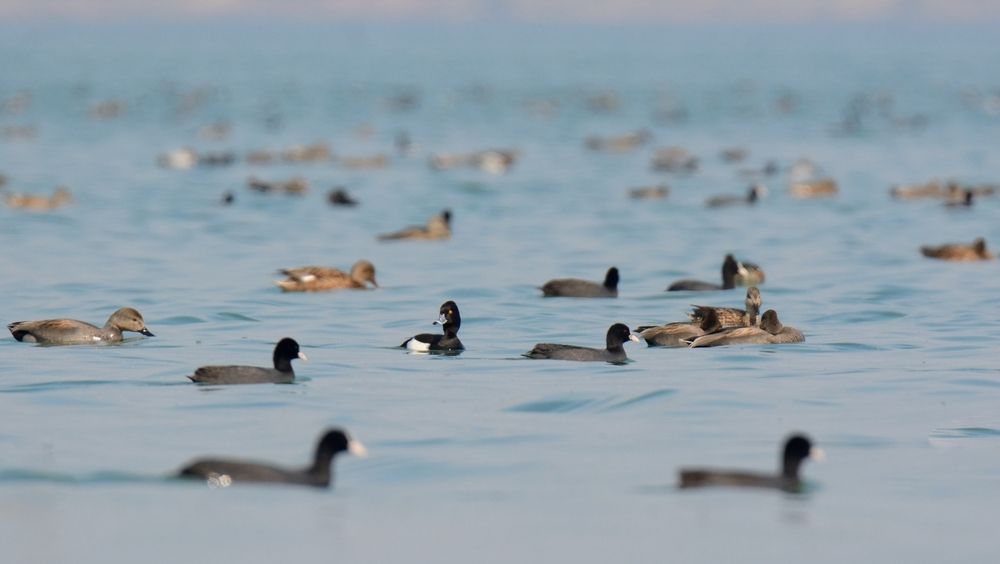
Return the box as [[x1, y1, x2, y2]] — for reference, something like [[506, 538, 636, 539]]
[[1, 23, 998, 563]]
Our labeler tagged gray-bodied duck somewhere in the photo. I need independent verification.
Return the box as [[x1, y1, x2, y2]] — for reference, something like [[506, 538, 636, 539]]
[[8, 307, 154, 345]]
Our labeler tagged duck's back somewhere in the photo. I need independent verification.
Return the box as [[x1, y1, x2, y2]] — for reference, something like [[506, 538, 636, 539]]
[[679, 468, 788, 490], [541, 279, 613, 298], [179, 459, 318, 486], [668, 279, 720, 292], [8, 319, 104, 344], [189, 365, 293, 384], [638, 322, 704, 347], [525, 344, 620, 362]]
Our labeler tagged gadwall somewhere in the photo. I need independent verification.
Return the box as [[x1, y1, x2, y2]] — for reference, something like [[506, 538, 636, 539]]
[[5, 186, 72, 211], [689, 287, 762, 328], [274, 260, 378, 292], [378, 209, 451, 241], [920, 238, 994, 261], [8, 307, 153, 345], [687, 309, 804, 347], [177, 428, 366, 488], [523, 323, 639, 363], [635, 309, 723, 348], [679, 434, 823, 493], [187, 338, 306, 384]]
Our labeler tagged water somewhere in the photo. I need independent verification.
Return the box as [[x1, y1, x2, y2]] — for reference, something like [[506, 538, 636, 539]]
[[1, 23, 999, 563]]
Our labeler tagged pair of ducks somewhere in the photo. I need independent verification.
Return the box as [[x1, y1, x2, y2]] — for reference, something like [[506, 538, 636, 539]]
[[636, 287, 805, 348], [178, 428, 820, 494], [539, 255, 765, 298]]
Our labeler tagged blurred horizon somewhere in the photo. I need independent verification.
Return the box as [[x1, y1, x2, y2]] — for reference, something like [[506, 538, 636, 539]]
[[2, 0, 1000, 24]]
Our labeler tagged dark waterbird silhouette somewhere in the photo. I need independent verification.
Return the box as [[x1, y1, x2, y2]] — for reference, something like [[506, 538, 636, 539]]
[[178, 428, 366, 488], [679, 434, 823, 493]]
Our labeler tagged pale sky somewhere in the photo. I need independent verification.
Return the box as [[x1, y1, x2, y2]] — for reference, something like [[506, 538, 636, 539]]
[[1, 0, 999, 22]]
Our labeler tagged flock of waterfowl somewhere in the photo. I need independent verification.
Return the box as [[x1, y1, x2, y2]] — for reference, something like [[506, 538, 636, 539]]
[[1, 86, 995, 494]]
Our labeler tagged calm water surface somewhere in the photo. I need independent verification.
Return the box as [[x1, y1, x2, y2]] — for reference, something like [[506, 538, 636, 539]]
[[1, 23, 999, 563]]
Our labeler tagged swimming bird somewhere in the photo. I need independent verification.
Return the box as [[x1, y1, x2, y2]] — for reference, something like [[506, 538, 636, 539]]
[[920, 238, 994, 261], [789, 178, 838, 198], [523, 323, 639, 363], [540, 267, 619, 298], [177, 428, 366, 488], [378, 209, 451, 241], [247, 176, 308, 195], [689, 287, 762, 328], [667, 254, 742, 292], [628, 185, 670, 200], [5, 186, 72, 210], [678, 434, 823, 493], [705, 184, 765, 208], [187, 338, 306, 384], [943, 189, 974, 208], [8, 307, 154, 345], [327, 188, 359, 207], [635, 310, 722, 348], [401, 301, 464, 352], [686, 309, 804, 347], [274, 260, 378, 292]]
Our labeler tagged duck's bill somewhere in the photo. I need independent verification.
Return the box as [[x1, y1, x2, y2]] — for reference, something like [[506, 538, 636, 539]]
[[433, 314, 448, 325], [628, 334, 641, 343], [348, 439, 368, 458], [809, 447, 825, 462], [140, 328, 155, 337], [370, 279, 379, 288], [298, 352, 309, 362]]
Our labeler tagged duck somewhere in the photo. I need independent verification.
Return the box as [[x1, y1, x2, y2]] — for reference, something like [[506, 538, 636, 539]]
[[789, 178, 838, 198], [943, 189, 974, 208], [584, 130, 651, 153], [889, 180, 944, 200], [667, 254, 741, 292], [678, 434, 823, 493], [628, 185, 670, 200], [688, 286, 762, 328], [705, 184, 765, 208], [635, 309, 722, 348], [920, 238, 994, 261], [187, 338, 306, 384], [734, 260, 765, 286], [5, 186, 72, 210], [686, 309, 804, 347], [540, 267, 618, 298], [274, 260, 378, 292], [246, 176, 308, 195], [378, 209, 451, 241], [327, 188, 359, 207], [8, 307, 154, 345], [523, 323, 639, 363], [177, 428, 366, 488], [401, 301, 464, 352]]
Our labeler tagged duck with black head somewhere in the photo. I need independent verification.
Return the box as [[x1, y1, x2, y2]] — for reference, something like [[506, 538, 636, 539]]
[[401, 301, 464, 353], [679, 434, 823, 493], [524, 323, 639, 363], [177, 428, 367, 488], [188, 338, 307, 385]]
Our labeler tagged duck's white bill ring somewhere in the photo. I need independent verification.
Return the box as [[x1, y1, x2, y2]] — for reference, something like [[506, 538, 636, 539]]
[[298, 352, 308, 362], [809, 447, 825, 462], [628, 334, 641, 343]]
